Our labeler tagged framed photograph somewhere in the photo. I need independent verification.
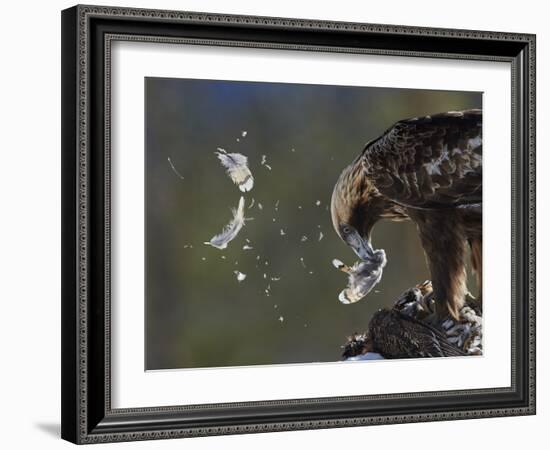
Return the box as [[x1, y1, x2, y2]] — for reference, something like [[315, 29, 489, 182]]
[[61, 4, 536, 444]]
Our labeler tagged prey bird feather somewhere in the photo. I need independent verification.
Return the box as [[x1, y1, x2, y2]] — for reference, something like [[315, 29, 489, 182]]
[[332, 247, 386, 304], [215, 148, 254, 192], [204, 196, 246, 250]]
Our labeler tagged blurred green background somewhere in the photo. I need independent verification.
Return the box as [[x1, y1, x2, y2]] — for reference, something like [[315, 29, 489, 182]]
[[145, 77, 481, 370]]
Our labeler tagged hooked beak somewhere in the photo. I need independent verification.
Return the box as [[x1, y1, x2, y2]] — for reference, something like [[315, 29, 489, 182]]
[[347, 230, 374, 261]]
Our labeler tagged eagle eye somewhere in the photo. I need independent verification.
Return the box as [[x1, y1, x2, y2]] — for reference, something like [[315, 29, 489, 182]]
[[341, 225, 352, 235]]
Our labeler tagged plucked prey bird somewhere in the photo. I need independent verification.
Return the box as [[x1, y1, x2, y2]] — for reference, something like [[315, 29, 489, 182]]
[[342, 309, 466, 359], [331, 110, 482, 320], [341, 283, 474, 359]]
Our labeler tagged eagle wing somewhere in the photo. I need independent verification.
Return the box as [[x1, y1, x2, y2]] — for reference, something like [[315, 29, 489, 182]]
[[362, 110, 482, 209], [369, 310, 466, 358]]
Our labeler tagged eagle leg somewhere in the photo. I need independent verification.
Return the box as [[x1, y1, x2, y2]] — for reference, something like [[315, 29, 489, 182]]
[[413, 210, 468, 321], [469, 237, 483, 312]]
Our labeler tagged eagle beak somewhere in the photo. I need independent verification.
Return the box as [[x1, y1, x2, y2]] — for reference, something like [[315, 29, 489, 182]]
[[351, 241, 371, 261], [347, 230, 374, 261]]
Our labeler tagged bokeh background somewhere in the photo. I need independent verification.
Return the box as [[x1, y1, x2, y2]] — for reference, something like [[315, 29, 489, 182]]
[[145, 77, 482, 370]]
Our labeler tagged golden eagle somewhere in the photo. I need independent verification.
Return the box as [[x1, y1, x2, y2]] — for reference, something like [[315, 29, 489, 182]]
[[331, 110, 482, 320]]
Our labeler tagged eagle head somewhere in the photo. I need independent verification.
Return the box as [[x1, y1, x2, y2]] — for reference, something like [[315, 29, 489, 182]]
[[331, 163, 383, 261], [331, 161, 407, 261]]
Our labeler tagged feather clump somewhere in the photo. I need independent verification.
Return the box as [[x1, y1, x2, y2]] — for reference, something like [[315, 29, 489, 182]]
[[215, 148, 254, 192], [332, 253, 386, 304], [204, 196, 246, 250]]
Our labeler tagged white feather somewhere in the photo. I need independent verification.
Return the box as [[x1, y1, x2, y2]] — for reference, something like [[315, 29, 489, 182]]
[[333, 253, 386, 305], [204, 196, 246, 250], [215, 148, 254, 192], [234, 271, 247, 282]]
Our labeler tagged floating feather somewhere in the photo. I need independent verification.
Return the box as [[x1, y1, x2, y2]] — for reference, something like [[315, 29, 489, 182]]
[[260, 154, 272, 170], [234, 271, 247, 282], [215, 148, 254, 192], [204, 196, 246, 250], [167, 157, 185, 180]]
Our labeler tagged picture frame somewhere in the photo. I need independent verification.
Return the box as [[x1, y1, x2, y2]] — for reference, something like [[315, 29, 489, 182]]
[[61, 4, 536, 444]]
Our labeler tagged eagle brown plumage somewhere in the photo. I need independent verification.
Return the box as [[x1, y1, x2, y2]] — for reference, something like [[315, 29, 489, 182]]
[[331, 110, 482, 320]]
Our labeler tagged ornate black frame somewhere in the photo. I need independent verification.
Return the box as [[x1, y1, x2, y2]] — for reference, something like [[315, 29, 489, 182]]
[[61, 4, 536, 444]]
